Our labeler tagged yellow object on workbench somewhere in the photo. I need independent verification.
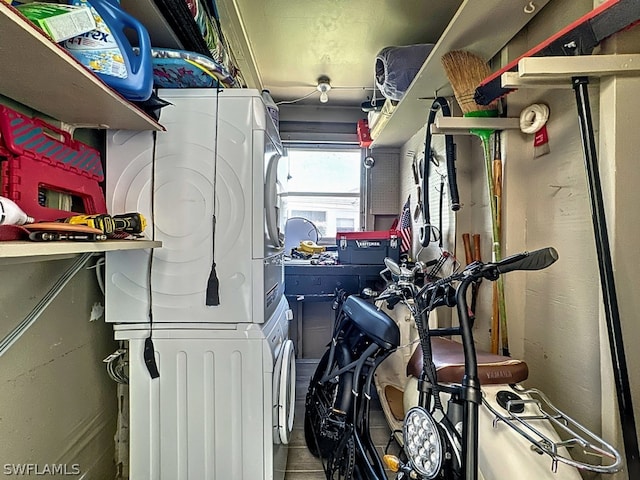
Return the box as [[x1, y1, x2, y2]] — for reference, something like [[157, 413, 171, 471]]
[[299, 240, 325, 254]]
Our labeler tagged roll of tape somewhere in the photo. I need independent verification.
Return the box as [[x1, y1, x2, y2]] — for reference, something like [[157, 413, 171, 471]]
[[519, 103, 550, 134]]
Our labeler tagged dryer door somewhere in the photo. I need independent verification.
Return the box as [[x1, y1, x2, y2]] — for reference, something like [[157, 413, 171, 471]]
[[265, 147, 284, 252], [273, 338, 296, 444]]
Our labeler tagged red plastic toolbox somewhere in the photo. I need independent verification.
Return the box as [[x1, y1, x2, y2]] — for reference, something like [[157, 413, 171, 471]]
[[337, 230, 400, 265], [0, 106, 107, 222]]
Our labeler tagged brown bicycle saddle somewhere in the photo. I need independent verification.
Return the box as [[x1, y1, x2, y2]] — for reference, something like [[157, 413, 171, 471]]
[[406, 337, 529, 385]]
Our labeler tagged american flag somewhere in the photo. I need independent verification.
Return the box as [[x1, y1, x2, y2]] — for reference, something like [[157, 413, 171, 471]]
[[399, 195, 412, 254]]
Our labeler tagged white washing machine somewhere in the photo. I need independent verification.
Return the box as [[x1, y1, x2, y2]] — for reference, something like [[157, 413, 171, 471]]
[[116, 296, 296, 480], [105, 88, 285, 324]]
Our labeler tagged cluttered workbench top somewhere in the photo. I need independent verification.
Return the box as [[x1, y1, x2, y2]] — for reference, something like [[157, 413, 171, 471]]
[[284, 258, 386, 299], [284, 228, 401, 298]]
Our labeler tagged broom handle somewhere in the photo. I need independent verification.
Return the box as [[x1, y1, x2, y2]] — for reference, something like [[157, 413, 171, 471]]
[[494, 132, 503, 234], [482, 136, 509, 356], [491, 284, 500, 354], [493, 132, 504, 354], [462, 233, 473, 265], [472, 234, 481, 263]]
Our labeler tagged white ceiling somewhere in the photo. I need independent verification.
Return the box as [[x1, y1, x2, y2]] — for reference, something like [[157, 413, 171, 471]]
[[217, 0, 464, 108]]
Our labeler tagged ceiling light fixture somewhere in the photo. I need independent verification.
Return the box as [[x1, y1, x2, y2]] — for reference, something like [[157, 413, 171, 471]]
[[316, 76, 331, 103]]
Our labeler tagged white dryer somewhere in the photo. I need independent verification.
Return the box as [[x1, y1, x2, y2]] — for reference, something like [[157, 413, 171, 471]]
[[105, 88, 285, 324], [116, 296, 296, 480]]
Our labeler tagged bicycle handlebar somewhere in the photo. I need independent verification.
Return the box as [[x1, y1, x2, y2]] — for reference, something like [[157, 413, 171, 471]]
[[413, 247, 558, 299], [376, 247, 558, 310], [494, 247, 559, 274]]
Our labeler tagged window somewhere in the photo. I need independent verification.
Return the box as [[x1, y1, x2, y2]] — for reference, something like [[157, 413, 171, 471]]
[[279, 147, 361, 239], [291, 211, 327, 225], [336, 218, 355, 232]]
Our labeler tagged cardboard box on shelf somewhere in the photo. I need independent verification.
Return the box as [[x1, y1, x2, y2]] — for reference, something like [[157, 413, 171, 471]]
[[15, 2, 96, 43]]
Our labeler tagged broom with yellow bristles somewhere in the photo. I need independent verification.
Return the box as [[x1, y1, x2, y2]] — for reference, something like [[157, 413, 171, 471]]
[[441, 51, 497, 115], [441, 50, 509, 356]]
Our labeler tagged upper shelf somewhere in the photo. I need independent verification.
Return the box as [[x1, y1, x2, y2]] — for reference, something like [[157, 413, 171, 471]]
[[371, 0, 551, 148], [0, 240, 162, 264], [0, 3, 162, 131], [120, 0, 183, 50]]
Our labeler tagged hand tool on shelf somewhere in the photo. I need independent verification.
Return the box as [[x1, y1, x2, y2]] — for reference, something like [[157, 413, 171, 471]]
[[23, 222, 107, 241], [57, 212, 146, 235], [28, 231, 107, 241], [0, 196, 34, 225]]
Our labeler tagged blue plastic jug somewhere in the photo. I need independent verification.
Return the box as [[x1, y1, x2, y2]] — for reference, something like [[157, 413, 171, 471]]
[[64, 0, 153, 102]]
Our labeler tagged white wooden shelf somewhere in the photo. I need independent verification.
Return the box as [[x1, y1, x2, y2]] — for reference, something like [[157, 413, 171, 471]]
[[0, 240, 162, 264], [371, 0, 551, 148], [0, 2, 162, 131], [431, 116, 521, 135], [501, 54, 640, 89]]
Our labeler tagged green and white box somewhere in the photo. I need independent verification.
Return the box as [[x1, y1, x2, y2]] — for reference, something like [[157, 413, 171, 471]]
[[16, 2, 96, 43]]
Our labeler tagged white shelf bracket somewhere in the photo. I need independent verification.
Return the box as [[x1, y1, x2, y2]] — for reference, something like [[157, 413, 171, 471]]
[[501, 54, 640, 89], [431, 116, 521, 135]]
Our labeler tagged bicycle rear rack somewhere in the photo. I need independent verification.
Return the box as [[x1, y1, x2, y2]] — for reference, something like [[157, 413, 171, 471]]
[[482, 385, 622, 474]]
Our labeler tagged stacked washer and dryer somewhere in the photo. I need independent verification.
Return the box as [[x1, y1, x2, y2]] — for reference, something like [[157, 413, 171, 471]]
[[105, 89, 295, 480]]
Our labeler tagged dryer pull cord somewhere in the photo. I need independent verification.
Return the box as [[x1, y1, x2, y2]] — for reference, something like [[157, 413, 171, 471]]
[[205, 215, 220, 306], [206, 80, 222, 306], [144, 127, 160, 379]]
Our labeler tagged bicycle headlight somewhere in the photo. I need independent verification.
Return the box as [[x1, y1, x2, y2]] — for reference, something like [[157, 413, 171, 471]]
[[403, 407, 443, 479]]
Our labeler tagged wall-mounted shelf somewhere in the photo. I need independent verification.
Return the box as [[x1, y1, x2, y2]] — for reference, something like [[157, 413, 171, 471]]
[[0, 3, 162, 131], [501, 54, 640, 89], [120, 0, 183, 50], [431, 116, 521, 135], [371, 0, 551, 148], [0, 240, 162, 264]]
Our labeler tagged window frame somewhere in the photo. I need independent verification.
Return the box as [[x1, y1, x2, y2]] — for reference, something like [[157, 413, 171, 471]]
[[279, 142, 364, 243]]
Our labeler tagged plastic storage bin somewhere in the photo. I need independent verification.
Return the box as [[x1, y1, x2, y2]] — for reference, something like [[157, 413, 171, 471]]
[[0, 105, 107, 222], [337, 230, 400, 265]]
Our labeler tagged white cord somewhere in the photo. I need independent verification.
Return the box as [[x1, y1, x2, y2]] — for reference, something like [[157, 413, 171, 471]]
[[519, 103, 550, 134], [275, 89, 317, 105], [93, 256, 105, 295]]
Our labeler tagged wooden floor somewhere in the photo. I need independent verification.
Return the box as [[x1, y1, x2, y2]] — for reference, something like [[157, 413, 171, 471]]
[[284, 360, 398, 480]]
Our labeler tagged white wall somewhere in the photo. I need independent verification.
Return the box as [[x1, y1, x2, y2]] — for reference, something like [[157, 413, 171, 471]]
[[0, 258, 117, 477], [597, 24, 640, 475], [397, 1, 638, 477], [500, 2, 640, 462]]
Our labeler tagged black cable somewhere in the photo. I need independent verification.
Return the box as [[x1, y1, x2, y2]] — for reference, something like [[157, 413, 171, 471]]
[[143, 123, 160, 379], [438, 176, 444, 249], [420, 97, 457, 247], [206, 81, 222, 305], [415, 292, 443, 413]]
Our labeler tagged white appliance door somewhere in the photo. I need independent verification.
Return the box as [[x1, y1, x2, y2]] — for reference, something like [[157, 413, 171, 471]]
[[264, 135, 284, 255], [273, 338, 296, 445]]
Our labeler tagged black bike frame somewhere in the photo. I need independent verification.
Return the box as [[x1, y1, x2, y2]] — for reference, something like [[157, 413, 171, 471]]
[[318, 329, 393, 479], [414, 273, 481, 480], [455, 274, 481, 480]]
